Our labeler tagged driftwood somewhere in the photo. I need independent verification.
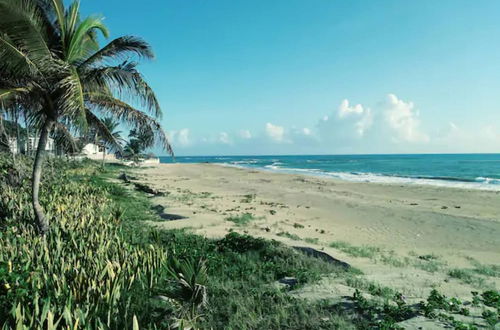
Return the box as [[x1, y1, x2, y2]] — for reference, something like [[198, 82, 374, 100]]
[[151, 204, 187, 221], [133, 182, 165, 196], [293, 246, 351, 269], [118, 172, 137, 183], [117, 172, 165, 196]]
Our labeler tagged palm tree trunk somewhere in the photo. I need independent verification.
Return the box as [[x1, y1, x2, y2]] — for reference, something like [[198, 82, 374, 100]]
[[13, 109, 20, 164], [102, 147, 106, 168], [32, 119, 54, 235], [24, 112, 30, 156]]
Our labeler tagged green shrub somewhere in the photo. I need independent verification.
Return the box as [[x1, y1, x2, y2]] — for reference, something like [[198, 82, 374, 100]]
[[225, 213, 257, 225]]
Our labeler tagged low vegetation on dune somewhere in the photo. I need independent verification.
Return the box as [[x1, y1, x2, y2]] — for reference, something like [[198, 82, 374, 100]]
[[0, 155, 356, 329]]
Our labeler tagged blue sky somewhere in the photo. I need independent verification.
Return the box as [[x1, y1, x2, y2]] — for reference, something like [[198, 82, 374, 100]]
[[81, 0, 500, 155]]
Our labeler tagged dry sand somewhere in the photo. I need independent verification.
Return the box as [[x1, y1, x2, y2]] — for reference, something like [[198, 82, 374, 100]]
[[133, 163, 500, 306]]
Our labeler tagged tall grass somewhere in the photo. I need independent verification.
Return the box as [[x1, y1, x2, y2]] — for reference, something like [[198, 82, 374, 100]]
[[0, 156, 171, 329]]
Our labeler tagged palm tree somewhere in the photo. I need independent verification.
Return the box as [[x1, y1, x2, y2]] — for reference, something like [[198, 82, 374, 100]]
[[0, 0, 172, 235], [123, 128, 153, 164], [97, 116, 124, 166]]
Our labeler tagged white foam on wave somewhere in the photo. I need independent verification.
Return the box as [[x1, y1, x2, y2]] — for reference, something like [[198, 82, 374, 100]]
[[230, 159, 259, 165], [220, 163, 500, 191]]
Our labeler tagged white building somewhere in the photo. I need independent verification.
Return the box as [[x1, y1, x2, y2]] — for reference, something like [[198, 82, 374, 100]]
[[81, 143, 117, 161], [8, 137, 54, 154]]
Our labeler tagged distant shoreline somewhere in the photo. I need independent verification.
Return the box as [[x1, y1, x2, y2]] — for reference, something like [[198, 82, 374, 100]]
[[159, 154, 500, 191]]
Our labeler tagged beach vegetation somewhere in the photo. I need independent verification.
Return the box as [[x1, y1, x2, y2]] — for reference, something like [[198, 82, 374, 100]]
[[226, 212, 258, 226], [466, 258, 500, 278], [0, 154, 359, 328], [329, 241, 381, 259], [2, 155, 499, 329], [345, 277, 396, 299], [241, 193, 256, 203], [305, 237, 320, 244], [277, 231, 302, 241], [351, 287, 500, 329], [448, 269, 491, 289]]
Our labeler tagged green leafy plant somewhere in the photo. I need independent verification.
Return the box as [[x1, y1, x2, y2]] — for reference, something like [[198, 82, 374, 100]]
[[225, 213, 257, 226]]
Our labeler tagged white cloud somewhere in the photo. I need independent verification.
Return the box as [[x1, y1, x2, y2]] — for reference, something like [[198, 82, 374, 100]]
[[338, 99, 365, 118], [383, 94, 429, 143], [265, 122, 285, 142], [218, 132, 231, 144], [167, 128, 191, 147], [314, 94, 431, 153], [431, 122, 500, 153], [317, 99, 372, 145], [163, 93, 500, 155], [177, 128, 191, 146], [239, 129, 252, 139]]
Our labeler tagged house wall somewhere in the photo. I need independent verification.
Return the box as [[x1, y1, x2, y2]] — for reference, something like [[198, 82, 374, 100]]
[[8, 137, 54, 154]]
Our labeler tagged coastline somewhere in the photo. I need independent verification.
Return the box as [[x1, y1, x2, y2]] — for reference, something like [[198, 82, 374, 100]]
[[134, 163, 500, 300], [138, 163, 500, 256], [160, 153, 500, 192], [218, 162, 500, 192]]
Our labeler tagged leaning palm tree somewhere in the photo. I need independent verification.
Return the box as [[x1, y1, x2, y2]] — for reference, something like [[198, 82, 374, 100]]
[[0, 0, 172, 235], [96, 116, 124, 166]]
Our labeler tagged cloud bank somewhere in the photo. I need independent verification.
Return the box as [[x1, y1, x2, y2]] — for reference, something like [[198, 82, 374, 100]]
[[162, 93, 500, 155]]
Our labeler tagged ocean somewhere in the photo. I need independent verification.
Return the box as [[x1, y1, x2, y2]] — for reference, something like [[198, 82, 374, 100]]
[[159, 154, 500, 191]]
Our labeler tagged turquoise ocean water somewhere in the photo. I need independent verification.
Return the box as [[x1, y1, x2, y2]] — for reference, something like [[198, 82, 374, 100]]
[[159, 154, 500, 191]]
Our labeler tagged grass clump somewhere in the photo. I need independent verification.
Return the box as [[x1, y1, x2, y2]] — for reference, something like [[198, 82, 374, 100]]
[[305, 237, 319, 244], [226, 213, 257, 226], [345, 277, 396, 299], [466, 258, 500, 278], [448, 269, 490, 288], [277, 231, 302, 241], [329, 241, 381, 259], [241, 193, 256, 203]]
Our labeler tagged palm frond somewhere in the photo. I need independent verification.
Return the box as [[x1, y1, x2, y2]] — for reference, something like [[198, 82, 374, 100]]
[[66, 14, 109, 63], [87, 92, 172, 155], [0, 0, 52, 66], [85, 109, 123, 153], [52, 121, 78, 153], [0, 88, 28, 101], [42, 0, 66, 48], [0, 33, 42, 75], [55, 67, 86, 131], [81, 62, 162, 118], [80, 36, 154, 68]]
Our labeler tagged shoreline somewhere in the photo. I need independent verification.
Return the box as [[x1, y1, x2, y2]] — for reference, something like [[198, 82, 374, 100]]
[[214, 162, 500, 192], [138, 163, 500, 254], [134, 163, 500, 301]]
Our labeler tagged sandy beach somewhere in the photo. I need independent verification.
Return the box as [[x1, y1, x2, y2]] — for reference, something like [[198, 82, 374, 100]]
[[135, 163, 500, 302]]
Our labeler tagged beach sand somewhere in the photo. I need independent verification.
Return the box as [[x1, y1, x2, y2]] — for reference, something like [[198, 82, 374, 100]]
[[133, 163, 500, 304]]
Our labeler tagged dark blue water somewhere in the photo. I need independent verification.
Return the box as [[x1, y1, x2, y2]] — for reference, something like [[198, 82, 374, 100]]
[[159, 154, 500, 190]]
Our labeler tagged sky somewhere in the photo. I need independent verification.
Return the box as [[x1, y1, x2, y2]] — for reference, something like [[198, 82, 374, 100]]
[[80, 0, 500, 156]]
